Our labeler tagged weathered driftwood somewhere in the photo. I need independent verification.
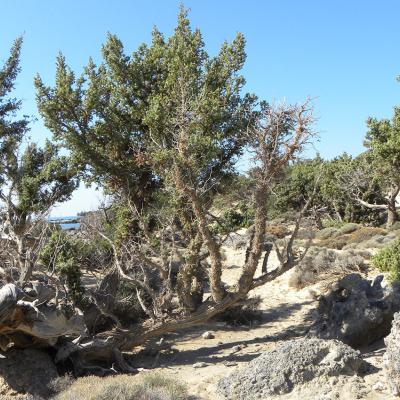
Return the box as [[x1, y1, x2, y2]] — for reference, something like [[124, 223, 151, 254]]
[[0, 283, 86, 347]]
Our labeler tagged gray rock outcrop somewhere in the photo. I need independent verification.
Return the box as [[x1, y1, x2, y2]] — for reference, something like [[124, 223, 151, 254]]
[[217, 338, 362, 399], [383, 312, 400, 395], [312, 273, 400, 347]]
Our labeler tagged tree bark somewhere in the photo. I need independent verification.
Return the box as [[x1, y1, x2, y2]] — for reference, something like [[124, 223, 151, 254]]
[[237, 185, 268, 295], [387, 185, 400, 228]]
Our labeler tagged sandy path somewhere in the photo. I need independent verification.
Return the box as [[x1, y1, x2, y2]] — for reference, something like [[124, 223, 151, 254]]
[[128, 243, 394, 399]]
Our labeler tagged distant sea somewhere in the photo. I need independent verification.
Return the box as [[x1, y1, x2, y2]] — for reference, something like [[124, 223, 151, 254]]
[[48, 216, 81, 230]]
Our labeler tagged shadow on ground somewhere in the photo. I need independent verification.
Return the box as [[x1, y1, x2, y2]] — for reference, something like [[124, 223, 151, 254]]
[[131, 300, 318, 369]]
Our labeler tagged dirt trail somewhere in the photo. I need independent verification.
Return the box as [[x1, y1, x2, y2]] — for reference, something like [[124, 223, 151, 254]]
[[130, 243, 394, 399]]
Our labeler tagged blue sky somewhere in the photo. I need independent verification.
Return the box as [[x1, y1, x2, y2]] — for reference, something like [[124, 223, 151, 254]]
[[1, 0, 400, 215]]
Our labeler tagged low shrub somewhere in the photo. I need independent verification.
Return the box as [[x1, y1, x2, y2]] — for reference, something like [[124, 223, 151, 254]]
[[294, 228, 315, 241], [338, 223, 360, 235], [54, 372, 189, 400], [212, 203, 254, 234], [316, 227, 388, 250], [347, 227, 387, 244], [266, 223, 289, 239], [372, 238, 400, 282], [316, 235, 349, 250], [289, 247, 367, 288], [321, 219, 345, 229], [315, 227, 339, 240]]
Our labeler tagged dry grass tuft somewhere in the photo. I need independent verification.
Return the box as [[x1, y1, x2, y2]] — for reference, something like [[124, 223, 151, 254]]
[[54, 372, 190, 400]]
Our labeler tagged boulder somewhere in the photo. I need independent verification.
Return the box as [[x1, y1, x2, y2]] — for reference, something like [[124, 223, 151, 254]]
[[383, 312, 400, 395], [311, 273, 400, 347], [0, 348, 58, 399], [217, 338, 362, 399]]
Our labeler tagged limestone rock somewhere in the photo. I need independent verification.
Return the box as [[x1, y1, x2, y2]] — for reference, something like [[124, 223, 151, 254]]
[[193, 362, 207, 368], [383, 312, 400, 395], [217, 338, 362, 399], [311, 273, 400, 347]]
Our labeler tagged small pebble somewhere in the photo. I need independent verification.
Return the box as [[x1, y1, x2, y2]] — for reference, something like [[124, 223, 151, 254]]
[[202, 331, 215, 339], [372, 381, 386, 392], [193, 362, 207, 368], [224, 361, 238, 367]]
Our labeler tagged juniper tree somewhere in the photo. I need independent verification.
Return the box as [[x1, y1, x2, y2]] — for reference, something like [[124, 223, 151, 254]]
[[358, 109, 400, 226], [35, 8, 254, 309], [0, 38, 78, 283], [30, 10, 316, 374]]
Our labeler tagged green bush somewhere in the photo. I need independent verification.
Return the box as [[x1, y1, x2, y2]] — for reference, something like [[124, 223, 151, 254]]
[[372, 239, 400, 281], [338, 223, 360, 235], [321, 219, 346, 229], [212, 203, 254, 234], [40, 231, 86, 305], [315, 227, 339, 240]]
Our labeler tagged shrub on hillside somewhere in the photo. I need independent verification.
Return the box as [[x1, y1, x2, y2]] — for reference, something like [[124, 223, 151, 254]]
[[347, 227, 387, 244], [289, 247, 367, 288], [294, 229, 315, 241], [316, 227, 387, 250], [315, 227, 339, 240], [54, 373, 189, 400], [316, 235, 349, 250], [338, 223, 360, 235], [372, 239, 400, 282], [265, 224, 289, 239]]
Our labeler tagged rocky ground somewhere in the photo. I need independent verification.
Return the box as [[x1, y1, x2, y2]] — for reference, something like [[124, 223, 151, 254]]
[[1, 228, 397, 399], [124, 238, 396, 400]]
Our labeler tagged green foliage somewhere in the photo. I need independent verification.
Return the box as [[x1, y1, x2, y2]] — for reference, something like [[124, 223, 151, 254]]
[[35, 7, 253, 212], [315, 227, 340, 240], [338, 223, 360, 235], [272, 153, 385, 225], [0, 37, 29, 150], [365, 108, 400, 183], [0, 38, 78, 280], [0, 39, 77, 215], [372, 238, 400, 281], [40, 231, 86, 304], [212, 202, 254, 234], [273, 157, 324, 214]]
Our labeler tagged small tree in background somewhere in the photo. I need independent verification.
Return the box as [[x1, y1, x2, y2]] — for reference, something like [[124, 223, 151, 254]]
[[349, 108, 400, 227], [0, 38, 78, 283]]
